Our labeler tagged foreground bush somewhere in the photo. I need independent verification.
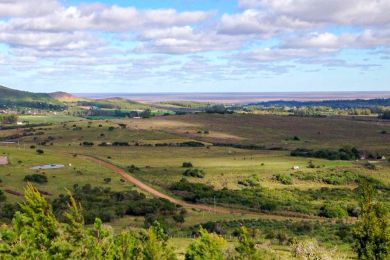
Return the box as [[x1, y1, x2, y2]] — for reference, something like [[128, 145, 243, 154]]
[[0, 184, 177, 259]]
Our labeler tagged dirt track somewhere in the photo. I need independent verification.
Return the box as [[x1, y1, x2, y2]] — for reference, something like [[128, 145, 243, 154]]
[[85, 156, 320, 220]]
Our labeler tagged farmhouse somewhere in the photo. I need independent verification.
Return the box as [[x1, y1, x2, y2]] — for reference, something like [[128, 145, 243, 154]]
[[0, 156, 8, 165]]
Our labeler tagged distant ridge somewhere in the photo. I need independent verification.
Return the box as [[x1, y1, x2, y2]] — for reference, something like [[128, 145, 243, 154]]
[[49, 91, 82, 102], [0, 85, 65, 109]]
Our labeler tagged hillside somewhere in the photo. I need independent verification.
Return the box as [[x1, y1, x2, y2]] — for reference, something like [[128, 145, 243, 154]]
[[0, 85, 65, 110], [49, 91, 83, 102]]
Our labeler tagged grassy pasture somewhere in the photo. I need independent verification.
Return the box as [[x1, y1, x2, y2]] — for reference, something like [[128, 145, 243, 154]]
[[125, 114, 390, 152], [1, 113, 389, 257], [19, 115, 85, 124]]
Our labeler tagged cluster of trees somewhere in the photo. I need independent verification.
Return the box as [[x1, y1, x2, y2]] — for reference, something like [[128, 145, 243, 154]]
[[380, 110, 390, 119], [0, 182, 388, 259], [24, 174, 48, 184], [0, 114, 18, 125], [291, 147, 360, 160], [205, 105, 232, 114], [51, 184, 184, 229], [0, 185, 277, 259]]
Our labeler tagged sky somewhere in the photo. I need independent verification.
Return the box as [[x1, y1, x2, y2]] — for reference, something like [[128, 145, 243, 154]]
[[0, 0, 389, 93]]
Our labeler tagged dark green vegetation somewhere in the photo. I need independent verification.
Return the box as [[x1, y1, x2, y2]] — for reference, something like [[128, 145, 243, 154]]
[[169, 178, 388, 217], [0, 85, 65, 110], [291, 147, 360, 160], [52, 184, 184, 228], [1, 182, 388, 259], [24, 174, 48, 183], [182, 168, 205, 178]]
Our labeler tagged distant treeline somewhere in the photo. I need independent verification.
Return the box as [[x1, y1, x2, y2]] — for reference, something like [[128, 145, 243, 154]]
[[250, 98, 390, 109], [291, 147, 360, 160], [0, 100, 66, 110]]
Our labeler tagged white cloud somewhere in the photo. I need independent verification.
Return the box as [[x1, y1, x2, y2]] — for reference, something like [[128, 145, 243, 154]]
[[136, 26, 245, 54], [218, 9, 312, 36], [0, 0, 59, 17], [238, 0, 390, 26]]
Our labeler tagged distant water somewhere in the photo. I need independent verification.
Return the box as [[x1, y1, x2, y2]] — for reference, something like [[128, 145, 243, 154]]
[[31, 164, 65, 170], [74, 92, 390, 104]]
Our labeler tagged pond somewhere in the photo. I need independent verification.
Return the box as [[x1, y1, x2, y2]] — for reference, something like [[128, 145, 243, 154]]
[[31, 164, 65, 170]]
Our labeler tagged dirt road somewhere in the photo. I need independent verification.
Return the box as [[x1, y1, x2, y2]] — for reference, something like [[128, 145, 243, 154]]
[[84, 156, 320, 220]]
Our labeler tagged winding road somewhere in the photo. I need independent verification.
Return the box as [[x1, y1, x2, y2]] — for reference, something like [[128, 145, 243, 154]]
[[85, 155, 320, 220]]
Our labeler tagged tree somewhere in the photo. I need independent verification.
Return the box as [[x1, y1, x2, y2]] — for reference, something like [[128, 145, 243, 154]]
[[0, 184, 180, 259], [185, 228, 226, 260], [353, 182, 390, 260]]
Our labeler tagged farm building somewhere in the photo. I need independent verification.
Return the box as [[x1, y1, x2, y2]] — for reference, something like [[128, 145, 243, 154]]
[[0, 156, 8, 165]]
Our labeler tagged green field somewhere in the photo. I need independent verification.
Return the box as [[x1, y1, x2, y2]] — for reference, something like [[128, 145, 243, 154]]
[[1, 113, 389, 257]]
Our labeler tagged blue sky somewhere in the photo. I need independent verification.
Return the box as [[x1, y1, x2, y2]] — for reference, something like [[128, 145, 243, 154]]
[[0, 0, 389, 93]]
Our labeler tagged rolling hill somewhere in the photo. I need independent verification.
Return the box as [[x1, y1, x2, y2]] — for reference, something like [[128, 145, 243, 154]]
[[49, 91, 83, 102], [0, 85, 65, 110]]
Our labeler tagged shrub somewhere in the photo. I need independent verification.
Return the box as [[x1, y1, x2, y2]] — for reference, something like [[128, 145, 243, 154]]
[[24, 174, 48, 184], [128, 165, 140, 173], [36, 149, 44, 155], [183, 168, 205, 178], [182, 162, 193, 168], [81, 141, 94, 146], [238, 175, 260, 187], [319, 203, 348, 218], [272, 174, 293, 185], [103, 178, 111, 184], [364, 162, 377, 170]]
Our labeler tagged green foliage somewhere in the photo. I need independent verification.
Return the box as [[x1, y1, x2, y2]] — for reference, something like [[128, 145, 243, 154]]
[[0, 115, 18, 125], [0, 85, 65, 110], [141, 109, 152, 118], [0, 184, 178, 259], [52, 184, 183, 226], [353, 182, 390, 260], [24, 174, 48, 184], [292, 170, 361, 185], [379, 110, 390, 120], [183, 169, 205, 178], [238, 175, 260, 187], [36, 149, 44, 155], [182, 162, 193, 168], [319, 203, 348, 218], [185, 227, 226, 260], [233, 226, 274, 260], [0, 190, 5, 203], [291, 146, 360, 160], [272, 174, 293, 185]]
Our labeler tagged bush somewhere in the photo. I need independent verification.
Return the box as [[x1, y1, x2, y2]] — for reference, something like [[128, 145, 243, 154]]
[[238, 175, 260, 187], [319, 203, 348, 218], [364, 162, 377, 170], [81, 141, 94, 146], [128, 164, 140, 173], [182, 162, 193, 168], [183, 169, 205, 178], [36, 149, 44, 155], [103, 178, 111, 184], [24, 174, 48, 184], [272, 174, 293, 185]]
